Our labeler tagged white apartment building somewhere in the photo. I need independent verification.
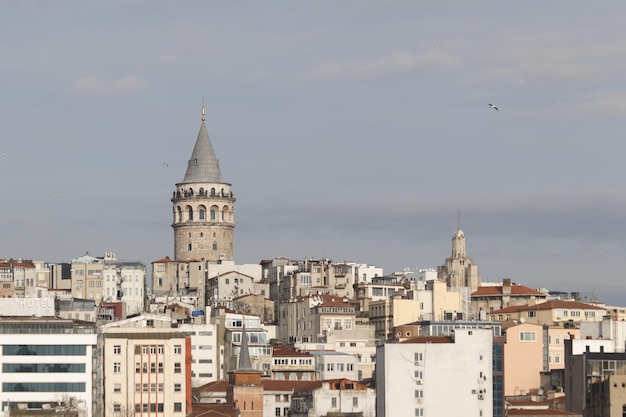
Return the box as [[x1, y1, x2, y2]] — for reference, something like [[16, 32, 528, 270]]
[[100, 315, 192, 417], [0, 318, 97, 417], [179, 322, 219, 386], [376, 328, 493, 417], [315, 351, 358, 380], [290, 379, 376, 417], [102, 259, 146, 315]]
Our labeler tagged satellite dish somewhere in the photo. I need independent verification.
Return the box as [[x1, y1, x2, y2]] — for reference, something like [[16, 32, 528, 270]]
[[519, 317, 526, 323]]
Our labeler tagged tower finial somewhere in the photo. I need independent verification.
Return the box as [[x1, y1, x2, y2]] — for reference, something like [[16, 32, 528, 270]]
[[458, 210, 461, 230], [201, 99, 206, 122]]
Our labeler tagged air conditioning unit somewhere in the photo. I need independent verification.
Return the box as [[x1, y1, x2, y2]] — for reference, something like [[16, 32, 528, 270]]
[[414, 361, 422, 366], [415, 379, 423, 385], [478, 394, 485, 400], [471, 389, 478, 394]]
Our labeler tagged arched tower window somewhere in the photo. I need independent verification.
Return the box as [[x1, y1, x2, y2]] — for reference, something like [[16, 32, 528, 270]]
[[210, 208, 216, 220], [188, 207, 193, 221], [199, 187, 205, 196], [222, 206, 229, 221], [177, 207, 182, 222], [199, 206, 206, 220], [211, 188, 216, 196]]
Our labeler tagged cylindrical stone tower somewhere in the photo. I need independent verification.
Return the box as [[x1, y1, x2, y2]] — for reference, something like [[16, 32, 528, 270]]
[[172, 105, 235, 262]]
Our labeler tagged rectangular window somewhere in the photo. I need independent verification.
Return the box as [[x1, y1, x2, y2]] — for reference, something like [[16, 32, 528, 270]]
[[113, 363, 121, 373], [135, 383, 140, 392], [174, 345, 182, 354], [158, 362, 164, 373], [331, 398, 337, 408], [520, 331, 536, 341], [113, 345, 121, 354], [113, 383, 121, 393], [113, 404, 121, 412], [174, 363, 182, 373], [353, 397, 358, 407], [158, 383, 164, 392], [275, 408, 281, 416], [174, 383, 182, 392]]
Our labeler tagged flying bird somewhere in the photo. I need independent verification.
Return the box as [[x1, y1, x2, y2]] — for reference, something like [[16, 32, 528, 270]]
[[488, 103, 499, 111]]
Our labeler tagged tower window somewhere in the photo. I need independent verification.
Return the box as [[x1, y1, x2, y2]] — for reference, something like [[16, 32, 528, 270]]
[[210, 209, 216, 220], [211, 188, 216, 196], [199, 208, 205, 220], [188, 208, 193, 221], [188, 244, 192, 251], [212, 243, 217, 250]]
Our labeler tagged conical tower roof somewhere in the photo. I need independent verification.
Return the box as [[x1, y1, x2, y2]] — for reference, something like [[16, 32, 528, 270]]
[[182, 108, 225, 184], [238, 322, 254, 371]]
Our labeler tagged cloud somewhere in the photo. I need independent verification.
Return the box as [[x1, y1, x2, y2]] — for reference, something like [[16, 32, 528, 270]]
[[71, 76, 104, 94], [302, 49, 458, 80], [579, 92, 626, 118], [70, 76, 149, 95], [484, 34, 626, 83], [114, 76, 148, 92]]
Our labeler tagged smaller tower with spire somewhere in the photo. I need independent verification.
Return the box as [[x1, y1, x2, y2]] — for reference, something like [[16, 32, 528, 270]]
[[226, 322, 263, 417], [437, 212, 481, 290]]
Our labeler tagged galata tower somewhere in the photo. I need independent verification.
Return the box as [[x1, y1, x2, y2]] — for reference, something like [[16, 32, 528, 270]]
[[172, 104, 235, 262]]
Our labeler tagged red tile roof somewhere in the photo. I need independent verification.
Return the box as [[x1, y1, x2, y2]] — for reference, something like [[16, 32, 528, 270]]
[[192, 403, 239, 417], [272, 345, 312, 357], [472, 285, 546, 297], [491, 299, 605, 315], [400, 336, 454, 344], [506, 409, 579, 416]]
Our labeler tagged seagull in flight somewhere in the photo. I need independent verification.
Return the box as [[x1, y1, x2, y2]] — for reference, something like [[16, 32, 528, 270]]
[[488, 103, 499, 111]]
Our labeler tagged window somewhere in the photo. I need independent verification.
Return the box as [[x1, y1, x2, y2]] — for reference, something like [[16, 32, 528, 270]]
[[135, 383, 140, 392], [113, 404, 121, 412], [528, 311, 536, 317], [353, 397, 358, 407], [113, 383, 121, 393], [415, 389, 423, 398], [113, 363, 121, 373], [174, 403, 182, 413], [158, 383, 164, 392], [174, 383, 182, 392], [113, 345, 121, 354], [158, 362, 164, 373], [520, 331, 536, 341], [415, 408, 424, 416], [555, 354, 561, 364], [174, 363, 182, 373], [556, 336, 561, 345], [275, 408, 281, 416], [174, 345, 182, 354], [151, 383, 156, 392], [327, 363, 334, 371], [331, 398, 337, 408], [143, 383, 148, 392]]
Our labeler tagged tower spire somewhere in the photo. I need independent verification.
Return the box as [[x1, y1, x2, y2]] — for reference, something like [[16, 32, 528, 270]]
[[458, 210, 461, 230], [201, 98, 206, 122]]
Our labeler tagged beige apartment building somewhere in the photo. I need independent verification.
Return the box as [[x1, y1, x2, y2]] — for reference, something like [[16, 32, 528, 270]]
[[503, 322, 544, 396], [471, 278, 548, 317], [278, 293, 357, 345], [101, 315, 193, 417], [490, 300, 605, 326]]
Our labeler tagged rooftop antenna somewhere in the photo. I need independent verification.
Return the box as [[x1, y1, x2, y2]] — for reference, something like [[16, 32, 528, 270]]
[[457, 210, 461, 230], [201, 99, 206, 122]]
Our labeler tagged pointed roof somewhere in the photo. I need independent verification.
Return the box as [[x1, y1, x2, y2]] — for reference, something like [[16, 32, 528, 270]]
[[237, 322, 253, 371], [182, 119, 225, 184]]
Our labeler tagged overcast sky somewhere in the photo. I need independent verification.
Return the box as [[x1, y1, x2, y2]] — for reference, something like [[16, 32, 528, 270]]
[[2, 1, 626, 305]]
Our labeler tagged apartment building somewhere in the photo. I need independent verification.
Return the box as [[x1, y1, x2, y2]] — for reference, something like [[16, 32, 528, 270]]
[[100, 315, 192, 417], [376, 328, 493, 417], [0, 317, 97, 417]]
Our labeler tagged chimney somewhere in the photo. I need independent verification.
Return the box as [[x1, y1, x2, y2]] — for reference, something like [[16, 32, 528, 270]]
[[502, 278, 512, 295]]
